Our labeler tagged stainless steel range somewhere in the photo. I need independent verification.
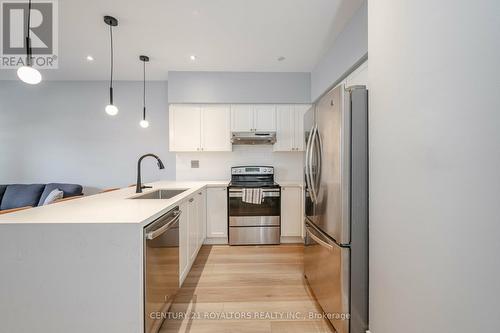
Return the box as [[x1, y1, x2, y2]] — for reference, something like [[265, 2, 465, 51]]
[[228, 166, 281, 245]]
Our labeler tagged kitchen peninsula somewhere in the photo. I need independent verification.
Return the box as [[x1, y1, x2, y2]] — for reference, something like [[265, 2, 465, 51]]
[[0, 181, 227, 333]]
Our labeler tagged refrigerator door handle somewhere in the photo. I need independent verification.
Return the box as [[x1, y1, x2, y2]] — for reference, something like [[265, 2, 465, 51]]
[[309, 125, 318, 202], [306, 225, 333, 251], [314, 127, 323, 195], [305, 125, 316, 203]]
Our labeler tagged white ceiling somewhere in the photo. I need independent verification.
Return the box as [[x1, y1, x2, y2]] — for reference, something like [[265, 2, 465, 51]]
[[0, 0, 364, 80]]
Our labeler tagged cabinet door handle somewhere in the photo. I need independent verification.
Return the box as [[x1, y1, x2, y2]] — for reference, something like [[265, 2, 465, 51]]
[[189, 198, 194, 203]]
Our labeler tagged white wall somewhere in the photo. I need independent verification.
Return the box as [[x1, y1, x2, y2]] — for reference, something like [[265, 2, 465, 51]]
[[369, 1, 500, 332], [0, 81, 175, 194], [168, 71, 311, 104], [311, 1, 367, 101], [176, 146, 303, 182]]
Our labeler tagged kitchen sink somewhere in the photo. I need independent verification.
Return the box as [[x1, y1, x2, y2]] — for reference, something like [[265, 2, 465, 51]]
[[131, 189, 188, 199]]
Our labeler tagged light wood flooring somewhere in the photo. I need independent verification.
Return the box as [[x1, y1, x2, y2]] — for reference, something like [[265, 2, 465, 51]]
[[160, 244, 334, 333]]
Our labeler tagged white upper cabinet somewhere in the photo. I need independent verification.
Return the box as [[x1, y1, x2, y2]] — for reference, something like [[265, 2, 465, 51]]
[[254, 104, 276, 131], [201, 105, 231, 151], [231, 105, 254, 132], [294, 104, 309, 151], [273, 104, 311, 152], [170, 103, 308, 152], [231, 104, 276, 132], [170, 104, 231, 152], [169, 104, 201, 152], [275, 105, 294, 151]]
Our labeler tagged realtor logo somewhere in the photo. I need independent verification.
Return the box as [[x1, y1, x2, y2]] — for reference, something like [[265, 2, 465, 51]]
[[1, 0, 58, 69]]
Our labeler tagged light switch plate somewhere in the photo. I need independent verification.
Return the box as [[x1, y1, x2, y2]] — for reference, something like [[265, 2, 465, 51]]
[[191, 160, 199, 168]]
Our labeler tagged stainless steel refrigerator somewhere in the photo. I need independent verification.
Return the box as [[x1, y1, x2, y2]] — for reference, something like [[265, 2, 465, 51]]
[[304, 84, 368, 333]]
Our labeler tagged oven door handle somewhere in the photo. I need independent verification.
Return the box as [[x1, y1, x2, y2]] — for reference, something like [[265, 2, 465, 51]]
[[229, 189, 280, 193]]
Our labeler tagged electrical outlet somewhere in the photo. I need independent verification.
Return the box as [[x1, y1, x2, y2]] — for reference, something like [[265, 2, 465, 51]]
[[191, 160, 199, 168]]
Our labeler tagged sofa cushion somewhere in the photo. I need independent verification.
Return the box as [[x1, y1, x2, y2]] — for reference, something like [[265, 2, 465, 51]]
[[42, 189, 64, 205], [0, 185, 7, 204], [0, 184, 45, 210], [38, 183, 83, 206]]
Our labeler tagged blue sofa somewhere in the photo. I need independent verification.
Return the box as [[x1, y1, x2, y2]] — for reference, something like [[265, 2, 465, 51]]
[[0, 183, 83, 212]]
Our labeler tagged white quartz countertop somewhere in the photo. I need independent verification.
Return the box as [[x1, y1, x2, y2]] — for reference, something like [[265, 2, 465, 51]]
[[0, 181, 229, 226]]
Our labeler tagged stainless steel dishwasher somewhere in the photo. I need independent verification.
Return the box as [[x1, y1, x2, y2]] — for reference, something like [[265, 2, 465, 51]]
[[144, 207, 181, 333]]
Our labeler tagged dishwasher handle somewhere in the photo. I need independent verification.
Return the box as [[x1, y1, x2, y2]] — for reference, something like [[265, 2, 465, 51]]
[[145, 210, 181, 240]]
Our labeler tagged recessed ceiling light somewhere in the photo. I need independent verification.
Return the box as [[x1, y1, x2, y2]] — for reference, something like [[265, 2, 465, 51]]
[[86, 55, 94, 61], [189, 55, 197, 61], [277, 56, 286, 62]]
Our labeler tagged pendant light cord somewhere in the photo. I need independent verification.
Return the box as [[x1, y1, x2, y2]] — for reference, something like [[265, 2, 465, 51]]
[[26, 0, 32, 66], [109, 25, 114, 89], [143, 60, 146, 120]]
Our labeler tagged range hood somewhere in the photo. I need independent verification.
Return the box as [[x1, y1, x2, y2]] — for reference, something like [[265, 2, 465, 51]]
[[231, 132, 276, 145]]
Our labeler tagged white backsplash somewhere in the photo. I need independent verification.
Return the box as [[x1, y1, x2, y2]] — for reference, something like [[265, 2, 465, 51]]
[[175, 145, 304, 182]]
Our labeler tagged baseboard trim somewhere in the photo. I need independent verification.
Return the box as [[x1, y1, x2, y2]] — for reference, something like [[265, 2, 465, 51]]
[[204, 237, 228, 245], [280, 236, 304, 244]]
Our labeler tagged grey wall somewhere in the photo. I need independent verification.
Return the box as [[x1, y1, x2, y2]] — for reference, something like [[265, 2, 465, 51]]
[[168, 71, 311, 103], [311, 1, 367, 101], [0, 81, 175, 194], [369, 0, 500, 332]]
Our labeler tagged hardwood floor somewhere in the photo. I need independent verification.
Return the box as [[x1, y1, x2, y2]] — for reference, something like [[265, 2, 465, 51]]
[[160, 244, 334, 333]]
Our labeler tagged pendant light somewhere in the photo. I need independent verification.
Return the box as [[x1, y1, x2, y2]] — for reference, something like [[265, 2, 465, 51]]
[[104, 16, 118, 116], [139, 55, 150, 128], [17, 0, 42, 85]]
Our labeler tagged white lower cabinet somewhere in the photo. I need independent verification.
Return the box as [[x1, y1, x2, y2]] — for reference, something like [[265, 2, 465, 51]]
[[180, 191, 207, 285], [179, 200, 189, 284], [206, 187, 228, 240], [197, 189, 207, 244], [188, 195, 199, 262], [280, 186, 303, 238]]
